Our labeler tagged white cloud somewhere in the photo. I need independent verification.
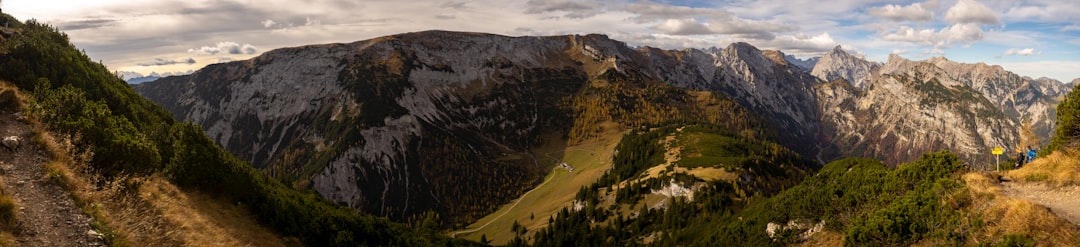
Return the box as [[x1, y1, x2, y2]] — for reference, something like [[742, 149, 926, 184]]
[[882, 26, 938, 45], [1004, 48, 1038, 56], [868, 2, 934, 22], [1063, 25, 1080, 31], [655, 19, 713, 35], [188, 42, 258, 55], [261, 19, 276, 28], [882, 23, 984, 50], [892, 49, 908, 55], [1004, 2, 1080, 24], [943, 0, 1000, 24], [614, 1, 793, 39]]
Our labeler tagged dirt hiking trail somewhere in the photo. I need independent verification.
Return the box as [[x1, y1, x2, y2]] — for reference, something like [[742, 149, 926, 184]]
[[0, 111, 102, 246], [1001, 181, 1080, 226]]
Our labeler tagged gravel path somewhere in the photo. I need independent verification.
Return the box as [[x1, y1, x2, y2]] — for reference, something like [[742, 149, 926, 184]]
[[1001, 181, 1080, 226], [0, 113, 102, 246]]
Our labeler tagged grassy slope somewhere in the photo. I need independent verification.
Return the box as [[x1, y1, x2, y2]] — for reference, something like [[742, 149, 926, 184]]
[[456, 123, 625, 245]]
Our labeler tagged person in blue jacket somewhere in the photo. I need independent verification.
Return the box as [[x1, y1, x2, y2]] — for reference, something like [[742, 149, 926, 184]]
[[1026, 146, 1037, 163]]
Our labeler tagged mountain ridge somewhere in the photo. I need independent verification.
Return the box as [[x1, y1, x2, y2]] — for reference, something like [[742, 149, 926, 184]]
[[134, 30, 1067, 228]]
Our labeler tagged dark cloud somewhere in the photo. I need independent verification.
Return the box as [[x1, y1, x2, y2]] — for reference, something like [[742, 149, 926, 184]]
[[137, 57, 196, 66], [441, 2, 468, 10], [58, 19, 117, 31]]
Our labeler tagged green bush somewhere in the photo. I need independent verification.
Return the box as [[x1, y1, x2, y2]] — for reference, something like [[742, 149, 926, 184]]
[[994, 234, 1036, 247]]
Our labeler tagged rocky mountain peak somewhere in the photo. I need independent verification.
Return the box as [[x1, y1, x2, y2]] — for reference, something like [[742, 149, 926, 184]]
[[830, 45, 844, 53], [811, 45, 880, 88], [784, 54, 819, 71]]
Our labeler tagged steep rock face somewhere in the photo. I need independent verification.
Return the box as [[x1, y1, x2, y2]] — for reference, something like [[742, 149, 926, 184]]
[[811, 46, 880, 89], [817, 54, 1069, 165], [643, 43, 823, 155]]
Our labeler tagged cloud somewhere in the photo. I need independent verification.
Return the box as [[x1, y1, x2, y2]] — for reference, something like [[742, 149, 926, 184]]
[[440, 2, 468, 10], [655, 19, 713, 35], [868, 2, 934, 22], [621, 2, 726, 23], [524, 0, 603, 19], [623, 1, 792, 38], [1063, 25, 1080, 31], [187, 42, 258, 55], [116, 71, 144, 80], [147, 70, 194, 77], [1004, 48, 1038, 56], [261, 19, 276, 28], [892, 49, 908, 55], [57, 19, 117, 31], [882, 23, 984, 49], [943, 0, 999, 24], [137, 57, 196, 66], [1004, 2, 1080, 24]]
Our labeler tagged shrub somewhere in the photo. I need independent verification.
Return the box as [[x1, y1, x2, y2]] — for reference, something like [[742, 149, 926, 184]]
[[1048, 83, 1080, 152], [0, 195, 15, 230]]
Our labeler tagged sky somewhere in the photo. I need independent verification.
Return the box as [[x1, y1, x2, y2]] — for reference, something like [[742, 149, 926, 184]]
[[4, 0, 1079, 82]]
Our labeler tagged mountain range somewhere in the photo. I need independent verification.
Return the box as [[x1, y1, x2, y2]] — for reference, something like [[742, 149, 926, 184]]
[[134, 30, 1072, 226]]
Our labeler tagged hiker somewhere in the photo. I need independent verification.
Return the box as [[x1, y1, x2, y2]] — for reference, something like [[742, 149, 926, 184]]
[[1026, 146, 1037, 163]]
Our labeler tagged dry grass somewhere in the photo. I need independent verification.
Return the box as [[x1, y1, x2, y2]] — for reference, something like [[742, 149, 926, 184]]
[[1006, 149, 1080, 186], [963, 173, 1080, 246], [14, 89, 292, 247], [36, 130, 294, 246], [798, 230, 843, 247], [0, 180, 17, 246]]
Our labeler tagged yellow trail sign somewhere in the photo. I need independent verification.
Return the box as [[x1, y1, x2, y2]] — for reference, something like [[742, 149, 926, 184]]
[[992, 147, 1004, 155]]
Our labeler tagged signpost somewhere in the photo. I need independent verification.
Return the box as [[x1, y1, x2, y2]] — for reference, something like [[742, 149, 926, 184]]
[[992, 147, 1004, 172]]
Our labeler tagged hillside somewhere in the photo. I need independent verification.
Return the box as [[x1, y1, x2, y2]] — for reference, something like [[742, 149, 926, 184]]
[[522, 122, 818, 246], [0, 14, 466, 246], [134, 31, 785, 227]]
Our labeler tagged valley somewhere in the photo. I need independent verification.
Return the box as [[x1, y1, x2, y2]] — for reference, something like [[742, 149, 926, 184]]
[[454, 123, 625, 244]]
